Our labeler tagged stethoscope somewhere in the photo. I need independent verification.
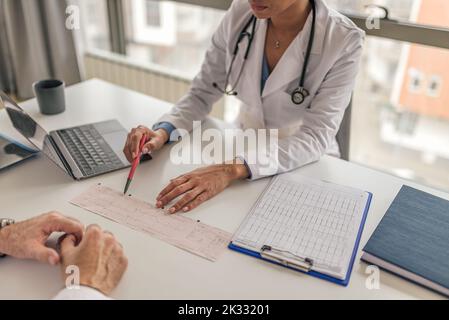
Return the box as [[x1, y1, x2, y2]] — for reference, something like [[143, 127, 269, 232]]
[[213, 0, 316, 107]]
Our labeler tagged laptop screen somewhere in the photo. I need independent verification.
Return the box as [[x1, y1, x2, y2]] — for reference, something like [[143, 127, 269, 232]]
[[1, 92, 70, 175]]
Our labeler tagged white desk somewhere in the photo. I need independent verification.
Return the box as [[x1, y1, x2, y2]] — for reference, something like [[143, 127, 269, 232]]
[[0, 79, 446, 300]]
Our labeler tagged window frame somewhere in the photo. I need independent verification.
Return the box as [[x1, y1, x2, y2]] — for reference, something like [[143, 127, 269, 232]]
[[107, 0, 449, 53], [106, 0, 127, 54], [175, 0, 449, 48]]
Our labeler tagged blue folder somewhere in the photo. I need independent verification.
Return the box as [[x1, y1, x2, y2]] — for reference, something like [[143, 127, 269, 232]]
[[229, 192, 373, 286], [362, 185, 449, 296]]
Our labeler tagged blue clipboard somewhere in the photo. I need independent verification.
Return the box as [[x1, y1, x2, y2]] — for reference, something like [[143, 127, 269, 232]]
[[229, 192, 373, 286]]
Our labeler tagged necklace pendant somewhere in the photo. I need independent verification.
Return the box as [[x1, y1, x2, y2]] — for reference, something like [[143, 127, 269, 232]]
[[275, 41, 281, 49]]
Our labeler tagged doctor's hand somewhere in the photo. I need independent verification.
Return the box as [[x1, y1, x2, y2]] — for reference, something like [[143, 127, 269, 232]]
[[156, 161, 249, 214], [59, 224, 128, 295], [123, 125, 169, 163], [0, 212, 84, 265]]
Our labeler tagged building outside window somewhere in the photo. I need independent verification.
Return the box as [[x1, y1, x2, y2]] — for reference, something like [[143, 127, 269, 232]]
[[328, 0, 449, 190]]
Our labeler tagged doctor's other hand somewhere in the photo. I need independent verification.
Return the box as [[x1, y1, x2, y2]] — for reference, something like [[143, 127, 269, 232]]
[[156, 161, 249, 214], [59, 224, 128, 296], [0, 212, 83, 265], [123, 125, 169, 163]]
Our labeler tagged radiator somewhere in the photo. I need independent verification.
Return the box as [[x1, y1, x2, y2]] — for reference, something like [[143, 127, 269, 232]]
[[84, 50, 224, 119]]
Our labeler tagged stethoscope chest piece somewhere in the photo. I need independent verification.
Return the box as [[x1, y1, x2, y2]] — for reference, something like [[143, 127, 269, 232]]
[[291, 87, 310, 106]]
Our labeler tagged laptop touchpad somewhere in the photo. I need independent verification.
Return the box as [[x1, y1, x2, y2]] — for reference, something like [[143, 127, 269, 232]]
[[103, 131, 127, 152]]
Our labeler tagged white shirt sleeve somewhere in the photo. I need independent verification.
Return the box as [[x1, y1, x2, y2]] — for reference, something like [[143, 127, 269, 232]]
[[52, 286, 111, 300]]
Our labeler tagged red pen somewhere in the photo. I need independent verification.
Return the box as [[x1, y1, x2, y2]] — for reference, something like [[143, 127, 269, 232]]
[[123, 135, 147, 194]]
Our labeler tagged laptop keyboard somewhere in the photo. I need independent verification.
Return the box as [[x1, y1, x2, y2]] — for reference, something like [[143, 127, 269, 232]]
[[58, 125, 123, 177]]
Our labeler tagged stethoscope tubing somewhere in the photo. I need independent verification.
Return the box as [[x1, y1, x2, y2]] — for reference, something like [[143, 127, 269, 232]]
[[214, 0, 316, 106]]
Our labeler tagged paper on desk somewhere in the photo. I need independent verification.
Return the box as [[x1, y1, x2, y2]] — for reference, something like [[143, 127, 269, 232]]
[[70, 184, 232, 262]]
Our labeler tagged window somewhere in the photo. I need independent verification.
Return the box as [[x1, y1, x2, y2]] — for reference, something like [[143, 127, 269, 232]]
[[326, 0, 449, 29], [325, 0, 449, 191], [351, 38, 449, 190], [79, 0, 111, 51], [122, 0, 225, 78], [427, 75, 442, 98], [408, 68, 423, 93]]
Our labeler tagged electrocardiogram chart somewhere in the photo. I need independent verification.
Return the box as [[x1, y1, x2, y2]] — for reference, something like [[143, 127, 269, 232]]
[[233, 175, 370, 279], [70, 184, 232, 262]]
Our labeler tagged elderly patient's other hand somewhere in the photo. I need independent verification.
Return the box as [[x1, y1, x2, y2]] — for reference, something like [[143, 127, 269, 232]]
[[59, 224, 128, 296], [0, 212, 83, 265]]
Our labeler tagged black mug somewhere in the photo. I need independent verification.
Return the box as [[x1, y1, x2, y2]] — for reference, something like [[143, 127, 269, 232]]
[[33, 79, 66, 115]]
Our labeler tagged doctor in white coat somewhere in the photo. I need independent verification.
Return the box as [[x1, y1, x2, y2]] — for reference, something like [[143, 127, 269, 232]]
[[123, 0, 365, 214]]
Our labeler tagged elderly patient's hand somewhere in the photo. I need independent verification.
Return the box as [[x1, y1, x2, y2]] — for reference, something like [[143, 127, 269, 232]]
[[59, 224, 128, 296], [0, 212, 83, 265]]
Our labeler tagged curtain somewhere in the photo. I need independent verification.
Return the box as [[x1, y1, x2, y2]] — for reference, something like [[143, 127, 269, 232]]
[[0, 0, 81, 100]]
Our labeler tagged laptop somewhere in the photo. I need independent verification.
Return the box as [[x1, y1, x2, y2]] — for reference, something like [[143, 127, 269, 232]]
[[1, 91, 142, 180]]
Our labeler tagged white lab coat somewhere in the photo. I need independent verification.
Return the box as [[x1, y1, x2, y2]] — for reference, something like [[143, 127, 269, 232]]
[[157, 0, 365, 180]]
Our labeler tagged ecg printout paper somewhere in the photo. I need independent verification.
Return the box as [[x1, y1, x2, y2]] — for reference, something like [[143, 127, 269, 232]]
[[232, 174, 370, 279], [70, 185, 232, 262]]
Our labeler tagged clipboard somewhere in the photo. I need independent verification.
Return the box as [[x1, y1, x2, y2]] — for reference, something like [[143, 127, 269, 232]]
[[229, 174, 373, 287]]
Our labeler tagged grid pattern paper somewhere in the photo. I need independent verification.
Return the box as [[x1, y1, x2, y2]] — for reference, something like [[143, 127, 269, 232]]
[[70, 184, 232, 262], [232, 174, 369, 279]]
